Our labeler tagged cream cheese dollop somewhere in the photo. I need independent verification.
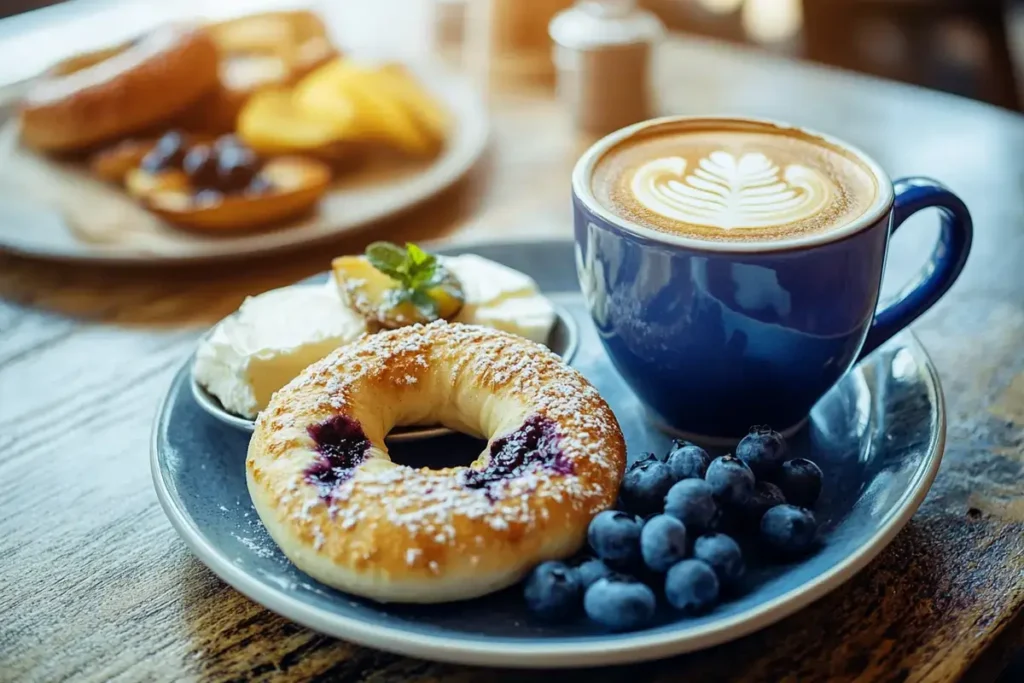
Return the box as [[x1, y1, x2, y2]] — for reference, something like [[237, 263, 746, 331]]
[[193, 281, 367, 419]]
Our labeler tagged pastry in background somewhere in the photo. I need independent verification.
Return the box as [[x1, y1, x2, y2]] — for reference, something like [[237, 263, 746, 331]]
[[124, 131, 330, 231], [15, 9, 455, 238], [89, 132, 214, 184], [18, 23, 219, 152]]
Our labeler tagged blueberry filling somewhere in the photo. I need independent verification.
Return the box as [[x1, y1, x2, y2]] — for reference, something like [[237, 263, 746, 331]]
[[463, 414, 572, 489], [305, 415, 370, 499]]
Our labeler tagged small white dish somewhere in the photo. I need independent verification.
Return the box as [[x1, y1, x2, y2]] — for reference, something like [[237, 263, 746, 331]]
[[190, 296, 579, 442]]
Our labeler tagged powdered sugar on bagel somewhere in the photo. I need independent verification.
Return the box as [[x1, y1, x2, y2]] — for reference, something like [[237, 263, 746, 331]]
[[247, 321, 625, 603]]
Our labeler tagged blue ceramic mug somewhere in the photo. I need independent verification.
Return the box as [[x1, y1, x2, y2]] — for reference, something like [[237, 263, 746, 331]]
[[573, 116, 972, 440]]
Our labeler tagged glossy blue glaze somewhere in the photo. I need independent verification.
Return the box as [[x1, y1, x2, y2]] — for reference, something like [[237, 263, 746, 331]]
[[574, 176, 971, 439], [860, 177, 973, 358]]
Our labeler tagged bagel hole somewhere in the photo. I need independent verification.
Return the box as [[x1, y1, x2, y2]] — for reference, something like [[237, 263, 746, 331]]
[[387, 433, 487, 470]]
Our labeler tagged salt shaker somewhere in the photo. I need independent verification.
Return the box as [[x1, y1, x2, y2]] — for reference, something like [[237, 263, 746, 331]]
[[549, 0, 665, 136]]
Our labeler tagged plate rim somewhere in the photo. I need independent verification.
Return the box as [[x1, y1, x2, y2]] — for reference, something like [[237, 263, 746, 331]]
[[0, 64, 489, 266], [150, 242, 947, 668]]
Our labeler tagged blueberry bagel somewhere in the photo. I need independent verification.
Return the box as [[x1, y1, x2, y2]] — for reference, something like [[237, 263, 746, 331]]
[[247, 321, 626, 603]]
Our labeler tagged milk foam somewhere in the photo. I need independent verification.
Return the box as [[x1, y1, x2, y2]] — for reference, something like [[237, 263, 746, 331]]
[[630, 151, 832, 230]]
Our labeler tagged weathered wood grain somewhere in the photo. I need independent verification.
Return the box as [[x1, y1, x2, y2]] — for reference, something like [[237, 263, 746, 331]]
[[1, 27, 1023, 683]]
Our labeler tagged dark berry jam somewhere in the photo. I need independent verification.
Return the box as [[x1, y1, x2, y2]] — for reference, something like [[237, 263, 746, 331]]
[[305, 415, 370, 500], [463, 414, 571, 490]]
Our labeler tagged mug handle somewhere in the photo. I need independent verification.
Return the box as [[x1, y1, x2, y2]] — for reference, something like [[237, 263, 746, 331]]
[[858, 177, 973, 360]]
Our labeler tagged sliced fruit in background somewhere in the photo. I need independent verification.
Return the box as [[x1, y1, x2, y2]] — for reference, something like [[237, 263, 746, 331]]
[[294, 60, 438, 157], [237, 88, 353, 155], [376, 62, 451, 144]]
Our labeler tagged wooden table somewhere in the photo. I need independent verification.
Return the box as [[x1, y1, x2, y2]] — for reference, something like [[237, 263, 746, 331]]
[[2, 5, 1024, 682]]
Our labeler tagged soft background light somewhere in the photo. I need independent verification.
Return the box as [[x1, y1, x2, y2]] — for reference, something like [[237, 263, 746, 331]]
[[741, 0, 803, 44]]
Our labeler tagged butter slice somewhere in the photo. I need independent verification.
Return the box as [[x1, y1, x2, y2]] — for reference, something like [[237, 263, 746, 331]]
[[193, 282, 367, 418], [445, 254, 557, 343]]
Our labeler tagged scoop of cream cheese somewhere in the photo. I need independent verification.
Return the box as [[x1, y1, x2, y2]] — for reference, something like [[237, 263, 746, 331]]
[[194, 255, 557, 418], [193, 282, 367, 419]]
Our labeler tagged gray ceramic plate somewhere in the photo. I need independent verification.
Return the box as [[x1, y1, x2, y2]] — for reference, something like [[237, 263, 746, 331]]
[[151, 239, 945, 668]]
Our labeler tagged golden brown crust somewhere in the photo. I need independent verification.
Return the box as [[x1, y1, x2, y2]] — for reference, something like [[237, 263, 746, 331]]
[[247, 322, 626, 603], [19, 23, 219, 153]]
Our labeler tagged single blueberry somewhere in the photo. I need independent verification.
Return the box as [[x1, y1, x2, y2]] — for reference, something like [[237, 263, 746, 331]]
[[588, 510, 643, 568], [761, 504, 819, 556], [620, 457, 676, 516], [705, 456, 755, 506], [693, 533, 745, 584], [141, 130, 187, 172], [738, 481, 788, 527], [215, 144, 259, 193], [523, 561, 582, 620], [213, 134, 244, 151], [665, 442, 712, 480], [664, 479, 719, 532], [583, 577, 657, 631], [775, 458, 823, 508], [576, 558, 615, 589], [665, 559, 720, 613], [735, 426, 788, 478], [640, 514, 688, 573], [182, 144, 219, 188]]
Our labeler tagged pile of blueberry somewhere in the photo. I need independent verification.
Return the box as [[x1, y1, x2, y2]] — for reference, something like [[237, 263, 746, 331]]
[[522, 426, 824, 631]]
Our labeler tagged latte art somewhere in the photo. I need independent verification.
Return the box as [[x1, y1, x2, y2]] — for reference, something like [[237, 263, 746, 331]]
[[589, 122, 880, 243], [630, 152, 832, 230]]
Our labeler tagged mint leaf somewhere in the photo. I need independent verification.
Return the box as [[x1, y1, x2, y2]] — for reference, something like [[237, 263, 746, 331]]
[[406, 243, 433, 268], [366, 242, 408, 280], [405, 245, 437, 288], [363, 241, 454, 321]]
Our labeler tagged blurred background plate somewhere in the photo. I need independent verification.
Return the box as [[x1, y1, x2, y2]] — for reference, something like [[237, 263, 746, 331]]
[[0, 64, 488, 264]]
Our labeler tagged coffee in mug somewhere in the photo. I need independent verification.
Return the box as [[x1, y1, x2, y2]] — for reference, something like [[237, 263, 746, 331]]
[[573, 116, 972, 439]]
